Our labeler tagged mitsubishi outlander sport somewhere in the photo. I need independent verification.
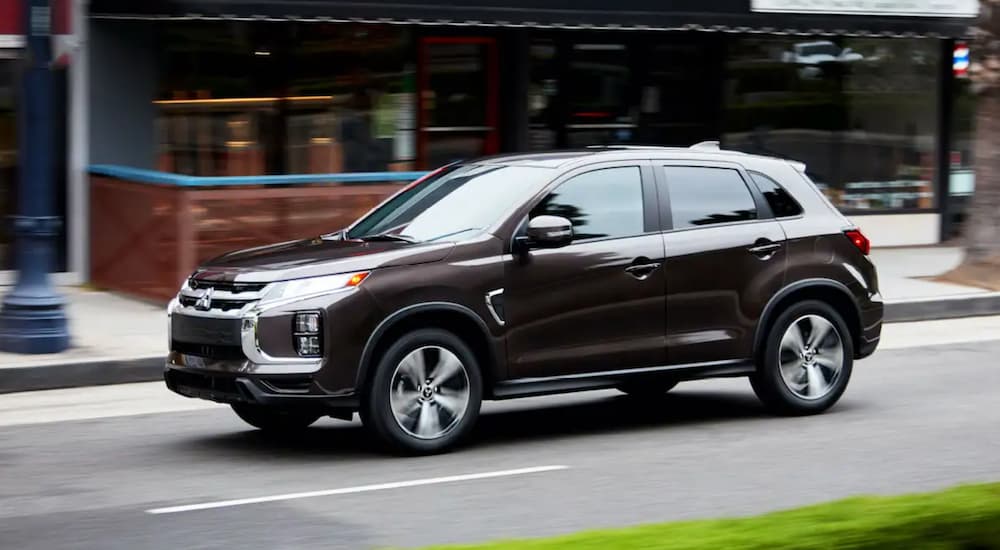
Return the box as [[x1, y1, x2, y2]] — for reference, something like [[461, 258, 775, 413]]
[[165, 143, 883, 454]]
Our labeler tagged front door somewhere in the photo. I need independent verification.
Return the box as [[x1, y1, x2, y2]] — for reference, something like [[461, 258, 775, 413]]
[[418, 37, 499, 169], [657, 163, 788, 365], [504, 163, 666, 379]]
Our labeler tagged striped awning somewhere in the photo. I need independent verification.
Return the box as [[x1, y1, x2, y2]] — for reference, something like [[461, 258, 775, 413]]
[[89, 0, 976, 38]]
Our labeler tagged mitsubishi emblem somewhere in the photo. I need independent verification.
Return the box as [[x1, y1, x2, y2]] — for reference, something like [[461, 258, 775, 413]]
[[194, 288, 214, 311]]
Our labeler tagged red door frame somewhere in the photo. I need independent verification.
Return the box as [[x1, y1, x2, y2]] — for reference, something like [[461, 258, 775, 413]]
[[416, 36, 499, 169]]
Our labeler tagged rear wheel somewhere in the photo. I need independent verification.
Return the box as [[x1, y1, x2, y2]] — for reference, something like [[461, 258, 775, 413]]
[[231, 403, 321, 432], [751, 300, 853, 415], [361, 328, 482, 455]]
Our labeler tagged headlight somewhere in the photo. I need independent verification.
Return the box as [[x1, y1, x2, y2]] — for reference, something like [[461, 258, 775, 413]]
[[264, 271, 369, 302]]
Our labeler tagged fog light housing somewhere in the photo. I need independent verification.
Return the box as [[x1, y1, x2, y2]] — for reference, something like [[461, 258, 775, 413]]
[[293, 312, 323, 357], [294, 312, 321, 334]]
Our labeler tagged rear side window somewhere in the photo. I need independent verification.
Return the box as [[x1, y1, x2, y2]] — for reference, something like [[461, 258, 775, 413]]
[[663, 166, 757, 229], [530, 166, 644, 241], [749, 171, 803, 218]]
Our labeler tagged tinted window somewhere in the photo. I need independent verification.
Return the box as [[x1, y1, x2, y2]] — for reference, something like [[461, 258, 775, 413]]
[[664, 166, 757, 228], [750, 171, 803, 218], [530, 166, 644, 241]]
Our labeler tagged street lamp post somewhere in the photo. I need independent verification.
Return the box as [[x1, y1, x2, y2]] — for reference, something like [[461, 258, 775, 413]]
[[0, 0, 70, 354]]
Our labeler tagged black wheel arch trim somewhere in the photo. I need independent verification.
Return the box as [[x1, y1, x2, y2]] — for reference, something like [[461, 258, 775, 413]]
[[355, 302, 498, 390], [753, 278, 861, 359]]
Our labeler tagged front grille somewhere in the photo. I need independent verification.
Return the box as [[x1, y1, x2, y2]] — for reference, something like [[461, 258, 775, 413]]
[[171, 315, 242, 346], [178, 296, 248, 311], [188, 279, 267, 294], [173, 341, 245, 360]]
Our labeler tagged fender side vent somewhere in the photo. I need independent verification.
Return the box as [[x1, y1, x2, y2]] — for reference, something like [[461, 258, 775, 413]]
[[486, 289, 505, 326]]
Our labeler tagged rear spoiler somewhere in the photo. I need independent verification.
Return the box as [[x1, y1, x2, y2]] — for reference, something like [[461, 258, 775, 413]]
[[788, 160, 807, 173]]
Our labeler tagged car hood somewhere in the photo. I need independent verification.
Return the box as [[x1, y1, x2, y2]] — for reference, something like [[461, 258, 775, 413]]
[[191, 237, 455, 283]]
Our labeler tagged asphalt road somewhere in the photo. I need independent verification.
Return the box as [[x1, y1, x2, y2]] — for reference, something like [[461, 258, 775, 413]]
[[2, 321, 999, 549]]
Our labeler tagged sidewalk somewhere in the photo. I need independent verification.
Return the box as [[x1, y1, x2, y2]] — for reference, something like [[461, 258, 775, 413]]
[[1, 246, 998, 393], [0, 289, 165, 392]]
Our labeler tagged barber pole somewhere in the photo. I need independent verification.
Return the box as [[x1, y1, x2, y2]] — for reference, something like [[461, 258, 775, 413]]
[[954, 42, 970, 78]]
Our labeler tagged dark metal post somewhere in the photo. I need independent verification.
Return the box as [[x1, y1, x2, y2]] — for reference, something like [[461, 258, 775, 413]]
[[0, 0, 70, 354]]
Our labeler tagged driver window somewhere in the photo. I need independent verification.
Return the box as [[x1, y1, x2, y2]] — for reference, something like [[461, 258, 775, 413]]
[[529, 166, 644, 241]]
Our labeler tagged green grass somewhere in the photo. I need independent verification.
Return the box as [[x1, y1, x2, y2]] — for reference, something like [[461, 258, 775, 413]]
[[422, 483, 1000, 550]]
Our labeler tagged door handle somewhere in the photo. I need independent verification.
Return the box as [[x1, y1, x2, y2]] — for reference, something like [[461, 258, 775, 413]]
[[625, 262, 662, 276], [748, 242, 782, 257]]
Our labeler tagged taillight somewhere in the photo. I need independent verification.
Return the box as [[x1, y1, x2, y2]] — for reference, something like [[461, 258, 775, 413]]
[[844, 229, 870, 255]]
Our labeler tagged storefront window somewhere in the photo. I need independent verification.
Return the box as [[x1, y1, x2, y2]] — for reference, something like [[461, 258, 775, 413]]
[[156, 22, 414, 176], [723, 37, 940, 211], [565, 43, 634, 148]]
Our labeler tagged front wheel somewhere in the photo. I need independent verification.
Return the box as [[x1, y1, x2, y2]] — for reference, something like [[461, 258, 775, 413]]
[[361, 329, 483, 455], [231, 403, 321, 432], [751, 300, 854, 415]]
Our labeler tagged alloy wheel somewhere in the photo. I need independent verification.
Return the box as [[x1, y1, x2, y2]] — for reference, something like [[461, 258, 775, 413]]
[[777, 314, 845, 400], [389, 345, 471, 440]]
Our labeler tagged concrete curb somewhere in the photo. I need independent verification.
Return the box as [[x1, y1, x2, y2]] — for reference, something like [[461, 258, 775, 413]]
[[1, 293, 999, 394], [0, 356, 164, 394], [884, 292, 1000, 323]]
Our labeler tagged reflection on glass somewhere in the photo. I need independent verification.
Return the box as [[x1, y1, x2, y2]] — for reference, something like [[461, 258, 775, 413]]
[[528, 41, 559, 151], [665, 167, 757, 228], [567, 44, 631, 124], [347, 164, 550, 242], [530, 167, 644, 240], [565, 44, 634, 147], [421, 41, 494, 167], [426, 43, 487, 127], [156, 22, 415, 176], [723, 37, 940, 211]]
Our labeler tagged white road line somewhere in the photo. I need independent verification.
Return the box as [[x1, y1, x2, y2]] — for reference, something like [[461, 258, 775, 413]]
[[146, 465, 570, 514]]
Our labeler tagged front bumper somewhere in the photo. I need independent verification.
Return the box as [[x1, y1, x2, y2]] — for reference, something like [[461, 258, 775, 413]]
[[165, 364, 359, 409]]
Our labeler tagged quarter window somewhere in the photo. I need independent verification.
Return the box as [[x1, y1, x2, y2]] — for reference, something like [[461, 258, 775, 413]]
[[530, 166, 644, 241], [749, 171, 803, 218], [663, 166, 757, 229]]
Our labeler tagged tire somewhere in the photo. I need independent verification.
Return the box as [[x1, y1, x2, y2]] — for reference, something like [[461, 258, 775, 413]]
[[617, 379, 678, 398], [360, 328, 483, 455], [751, 300, 854, 415], [231, 403, 321, 432]]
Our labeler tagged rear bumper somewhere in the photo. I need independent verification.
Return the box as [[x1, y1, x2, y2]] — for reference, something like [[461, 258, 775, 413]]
[[164, 365, 359, 409], [856, 292, 883, 359]]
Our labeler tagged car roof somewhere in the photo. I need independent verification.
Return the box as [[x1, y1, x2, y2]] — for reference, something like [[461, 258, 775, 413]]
[[473, 144, 802, 171]]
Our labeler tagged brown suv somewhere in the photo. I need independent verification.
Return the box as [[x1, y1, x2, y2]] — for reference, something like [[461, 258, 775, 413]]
[[165, 144, 882, 454]]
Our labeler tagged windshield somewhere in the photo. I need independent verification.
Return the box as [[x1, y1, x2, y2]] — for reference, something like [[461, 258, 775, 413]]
[[799, 43, 840, 57], [347, 164, 552, 243]]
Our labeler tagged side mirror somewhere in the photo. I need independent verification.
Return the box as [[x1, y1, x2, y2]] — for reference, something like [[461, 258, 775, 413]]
[[523, 215, 573, 249]]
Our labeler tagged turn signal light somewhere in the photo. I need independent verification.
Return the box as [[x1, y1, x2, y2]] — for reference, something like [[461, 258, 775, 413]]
[[844, 229, 871, 255], [347, 272, 369, 287]]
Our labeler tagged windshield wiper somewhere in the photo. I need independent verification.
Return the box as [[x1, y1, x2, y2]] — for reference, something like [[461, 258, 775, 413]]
[[425, 228, 479, 242], [358, 233, 420, 244], [319, 230, 345, 241]]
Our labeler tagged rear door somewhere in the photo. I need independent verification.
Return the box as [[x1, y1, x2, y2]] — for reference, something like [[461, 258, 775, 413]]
[[656, 162, 787, 365]]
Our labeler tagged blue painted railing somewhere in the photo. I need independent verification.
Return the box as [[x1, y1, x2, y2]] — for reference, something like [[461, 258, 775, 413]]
[[88, 164, 428, 187]]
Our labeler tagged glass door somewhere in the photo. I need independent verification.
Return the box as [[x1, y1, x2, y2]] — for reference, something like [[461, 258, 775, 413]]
[[417, 37, 498, 169], [0, 55, 17, 271]]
